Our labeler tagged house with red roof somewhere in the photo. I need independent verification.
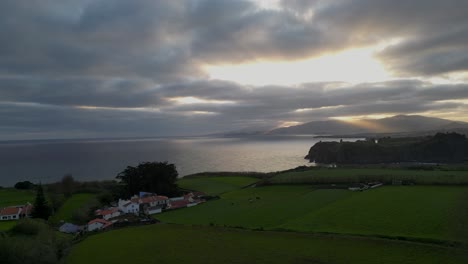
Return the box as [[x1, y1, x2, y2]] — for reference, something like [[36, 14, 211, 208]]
[[87, 218, 113, 232], [118, 198, 140, 215], [0, 204, 32, 221], [166, 193, 204, 210], [139, 195, 169, 214], [95, 207, 121, 220]]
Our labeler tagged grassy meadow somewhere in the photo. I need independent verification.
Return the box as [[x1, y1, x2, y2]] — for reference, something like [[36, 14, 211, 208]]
[[0, 188, 35, 231], [0, 188, 35, 208], [158, 185, 352, 229], [49, 193, 97, 224], [269, 168, 468, 185], [0, 221, 17, 231], [280, 186, 468, 243], [66, 224, 468, 264], [158, 184, 468, 244], [177, 176, 258, 195]]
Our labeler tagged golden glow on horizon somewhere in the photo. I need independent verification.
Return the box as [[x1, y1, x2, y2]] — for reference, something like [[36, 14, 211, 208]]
[[330, 114, 395, 133], [330, 114, 395, 121], [204, 47, 392, 86], [168, 96, 235, 105], [278, 121, 302, 128], [75, 105, 160, 112]]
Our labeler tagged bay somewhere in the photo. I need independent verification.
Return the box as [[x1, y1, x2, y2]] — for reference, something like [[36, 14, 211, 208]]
[[0, 136, 358, 187]]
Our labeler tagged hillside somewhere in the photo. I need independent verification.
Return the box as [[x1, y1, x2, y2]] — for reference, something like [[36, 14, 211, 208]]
[[268, 115, 468, 136], [305, 132, 468, 164]]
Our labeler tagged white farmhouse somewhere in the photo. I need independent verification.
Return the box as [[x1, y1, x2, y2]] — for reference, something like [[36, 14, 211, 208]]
[[95, 207, 121, 220], [87, 218, 113, 232], [0, 204, 32, 221], [118, 198, 140, 215]]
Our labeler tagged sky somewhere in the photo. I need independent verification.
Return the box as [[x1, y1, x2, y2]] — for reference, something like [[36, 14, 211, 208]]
[[1, 0, 468, 140]]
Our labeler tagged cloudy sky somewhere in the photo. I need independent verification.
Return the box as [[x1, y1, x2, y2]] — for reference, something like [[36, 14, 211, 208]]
[[1, 0, 468, 140]]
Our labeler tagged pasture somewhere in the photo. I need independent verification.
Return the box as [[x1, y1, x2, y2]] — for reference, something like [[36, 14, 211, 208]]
[[66, 224, 468, 264], [177, 176, 258, 195], [0, 188, 35, 208], [269, 168, 468, 185], [158, 185, 352, 228], [49, 193, 97, 224], [0, 221, 16, 231], [281, 186, 468, 243], [158, 185, 468, 244]]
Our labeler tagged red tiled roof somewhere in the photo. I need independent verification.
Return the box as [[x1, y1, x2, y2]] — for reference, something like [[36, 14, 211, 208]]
[[140, 195, 168, 204], [88, 218, 113, 228], [169, 200, 189, 209], [96, 207, 118, 216], [0, 206, 21, 216]]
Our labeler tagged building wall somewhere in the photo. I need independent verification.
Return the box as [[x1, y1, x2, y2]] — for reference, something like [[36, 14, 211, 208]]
[[88, 222, 103, 232]]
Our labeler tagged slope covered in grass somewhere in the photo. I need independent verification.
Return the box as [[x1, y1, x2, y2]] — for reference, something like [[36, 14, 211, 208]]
[[158, 185, 468, 243], [0, 221, 16, 231], [66, 224, 468, 264], [177, 176, 258, 195], [49, 193, 97, 224], [0, 188, 35, 208], [158, 185, 352, 228], [281, 186, 468, 243], [270, 168, 468, 185]]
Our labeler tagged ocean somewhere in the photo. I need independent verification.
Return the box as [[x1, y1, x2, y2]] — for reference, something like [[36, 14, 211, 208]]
[[0, 136, 357, 187]]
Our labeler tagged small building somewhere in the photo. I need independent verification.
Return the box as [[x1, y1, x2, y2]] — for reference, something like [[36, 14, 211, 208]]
[[96, 207, 121, 220], [59, 223, 81, 234], [139, 195, 169, 208], [167, 199, 190, 210], [0, 204, 32, 221], [145, 206, 162, 215], [87, 218, 113, 232], [118, 198, 140, 215]]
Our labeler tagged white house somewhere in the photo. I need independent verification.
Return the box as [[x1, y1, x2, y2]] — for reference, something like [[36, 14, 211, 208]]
[[0, 206, 21, 220], [0, 204, 32, 221], [118, 198, 140, 215], [95, 207, 121, 220], [87, 218, 113, 232], [146, 206, 162, 215]]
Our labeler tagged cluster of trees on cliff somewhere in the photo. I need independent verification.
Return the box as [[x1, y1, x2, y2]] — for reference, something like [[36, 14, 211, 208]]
[[306, 133, 468, 164]]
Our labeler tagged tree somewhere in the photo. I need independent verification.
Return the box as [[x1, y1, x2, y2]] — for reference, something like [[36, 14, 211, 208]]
[[116, 161, 179, 198], [31, 184, 51, 220], [14, 180, 35, 190], [60, 174, 75, 198]]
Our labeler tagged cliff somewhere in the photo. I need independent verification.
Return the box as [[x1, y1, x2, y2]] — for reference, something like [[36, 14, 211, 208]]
[[305, 133, 468, 164]]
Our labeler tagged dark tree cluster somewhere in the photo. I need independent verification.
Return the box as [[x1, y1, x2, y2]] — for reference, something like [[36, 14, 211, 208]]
[[306, 133, 468, 164], [31, 185, 51, 220], [116, 161, 179, 198], [14, 181, 36, 190]]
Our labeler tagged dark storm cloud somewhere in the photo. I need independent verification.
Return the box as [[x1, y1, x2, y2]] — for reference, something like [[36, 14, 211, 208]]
[[1, 0, 468, 139], [0, 0, 200, 81], [1, 79, 468, 139], [0, 77, 162, 107], [157, 79, 468, 124], [2, 0, 468, 78]]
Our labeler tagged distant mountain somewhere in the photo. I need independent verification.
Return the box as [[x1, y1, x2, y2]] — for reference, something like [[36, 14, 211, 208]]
[[268, 115, 468, 136]]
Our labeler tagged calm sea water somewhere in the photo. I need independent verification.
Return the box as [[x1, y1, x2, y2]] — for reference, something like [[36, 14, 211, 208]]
[[0, 136, 356, 187]]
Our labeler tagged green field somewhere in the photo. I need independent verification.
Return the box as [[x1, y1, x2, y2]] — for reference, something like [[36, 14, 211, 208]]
[[158, 185, 468, 244], [49, 193, 97, 224], [281, 186, 468, 243], [66, 224, 468, 264], [270, 168, 468, 185], [159, 185, 351, 228], [0, 221, 17, 231], [0, 188, 35, 208], [177, 176, 259, 195]]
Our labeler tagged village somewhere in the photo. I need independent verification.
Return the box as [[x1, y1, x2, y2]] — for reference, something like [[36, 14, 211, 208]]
[[0, 191, 206, 234]]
